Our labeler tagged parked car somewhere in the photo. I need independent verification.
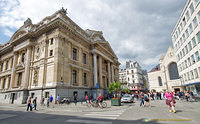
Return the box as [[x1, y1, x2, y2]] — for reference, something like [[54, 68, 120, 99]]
[[121, 94, 133, 103]]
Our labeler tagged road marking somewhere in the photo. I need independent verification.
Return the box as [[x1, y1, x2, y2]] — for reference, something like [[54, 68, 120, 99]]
[[0, 114, 16, 120], [65, 119, 112, 124], [80, 109, 126, 120], [84, 114, 120, 117]]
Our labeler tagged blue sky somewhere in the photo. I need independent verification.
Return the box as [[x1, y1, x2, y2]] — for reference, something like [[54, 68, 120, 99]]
[[0, 0, 187, 70]]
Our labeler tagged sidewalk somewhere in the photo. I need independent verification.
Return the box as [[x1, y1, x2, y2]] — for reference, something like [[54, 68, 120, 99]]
[[0, 100, 133, 113]]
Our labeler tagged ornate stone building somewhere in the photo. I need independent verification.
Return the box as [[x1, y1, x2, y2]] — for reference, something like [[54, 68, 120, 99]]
[[148, 46, 181, 92], [0, 8, 120, 104], [119, 61, 146, 91]]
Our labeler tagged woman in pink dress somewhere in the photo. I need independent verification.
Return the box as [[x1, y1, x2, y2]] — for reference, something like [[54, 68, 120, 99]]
[[165, 91, 176, 113]]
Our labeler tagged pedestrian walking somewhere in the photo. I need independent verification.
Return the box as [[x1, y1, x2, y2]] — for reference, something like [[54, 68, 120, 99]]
[[27, 97, 32, 111], [165, 91, 176, 113], [74, 93, 77, 105], [56, 94, 60, 105], [85, 94, 89, 103], [50, 95, 53, 105], [47, 96, 50, 108], [139, 92, 144, 107], [185, 91, 190, 102], [32, 97, 37, 110], [144, 93, 150, 107]]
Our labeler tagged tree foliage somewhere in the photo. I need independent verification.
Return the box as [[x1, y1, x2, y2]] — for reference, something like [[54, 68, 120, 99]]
[[108, 82, 121, 98]]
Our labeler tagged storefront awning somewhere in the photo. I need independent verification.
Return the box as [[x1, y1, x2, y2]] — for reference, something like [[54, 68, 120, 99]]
[[184, 82, 200, 86]]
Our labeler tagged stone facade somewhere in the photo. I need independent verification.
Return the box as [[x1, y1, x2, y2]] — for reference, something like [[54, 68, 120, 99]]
[[119, 61, 146, 91], [148, 47, 181, 92], [0, 8, 120, 104]]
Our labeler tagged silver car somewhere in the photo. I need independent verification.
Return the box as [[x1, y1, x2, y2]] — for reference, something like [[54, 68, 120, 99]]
[[121, 94, 133, 103]]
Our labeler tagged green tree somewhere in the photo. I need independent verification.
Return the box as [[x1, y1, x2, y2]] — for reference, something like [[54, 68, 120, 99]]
[[108, 82, 121, 98], [121, 88, 130, 94]]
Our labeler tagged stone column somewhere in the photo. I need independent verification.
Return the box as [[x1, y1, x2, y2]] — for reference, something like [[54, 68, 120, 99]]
[[14, 73, 19, 87], [107, 61, 111, 85], [10, 53, 17, 88], [23, 46, 31, 89], [0, 78, 3, 89], [42, 39, 48, 87], [99, 56, 103, 88], [111, 64, 114, 82], [93, 53, 97, 88]]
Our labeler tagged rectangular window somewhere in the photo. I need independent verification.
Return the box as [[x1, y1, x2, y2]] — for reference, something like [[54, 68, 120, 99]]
[[189, 3, 195, 15], [188, 42, 192, 51], [191, 70, 194, 79], [192, 37, 197, 47], [127, 71, 129, 74], [49, 50, 53, 56], [185, 29, 189, 38], [22, 53, 25, 63], [178, 54, 180, 61], [196, 31, 200, 43], [182, 62, 185, 70], [178, 27, 181, 34], [31, 93, 35, 98], [187, 72, 190, 80], [180, 51, 183, 59], [189, 24, 193, 34], [193, 17, 198, 28], [186, 11, 190, 21], [73, 48, 77, 60], [191, 55, 195, 64], [83, 53, 86, 64], [5, 61, 8, 70], [195, 51, 200, 61], [83, 73, 87, 85], [182, 49, 185, 56], [17, 72, 22, 87], [180, 22, 183, 31], [50, 38, 54, 45], [194, 69, 199, 78], [183, 34, 186, 42], [185, 60, 187, 68], [72, 70, 77, 84], [183, 17, 186, 26], [184, 73, 187, 81], [185, 45, 188, 54], [188, 57, 191, 66], [45, 92, 49, 98]]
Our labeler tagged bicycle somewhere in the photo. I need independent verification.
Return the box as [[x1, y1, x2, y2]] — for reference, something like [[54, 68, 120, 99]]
[[87, 100, 107, 108]]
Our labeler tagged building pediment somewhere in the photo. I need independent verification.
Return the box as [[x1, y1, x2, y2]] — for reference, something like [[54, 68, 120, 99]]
[[97, 42, 117, 58]]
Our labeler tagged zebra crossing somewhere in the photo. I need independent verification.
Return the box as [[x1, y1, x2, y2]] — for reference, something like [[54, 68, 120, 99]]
[[80, 109, 126, 120], [65, 109, 126, 123]]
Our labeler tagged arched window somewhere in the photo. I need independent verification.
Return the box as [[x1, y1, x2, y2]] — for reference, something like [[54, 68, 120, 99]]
[[158, 77, 162, 86], [168, 62, 179, 80]]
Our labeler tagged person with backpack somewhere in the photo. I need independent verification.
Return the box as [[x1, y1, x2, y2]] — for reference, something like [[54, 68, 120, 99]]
[[144, 93, 150, 107], [139, 92, 144, 107]]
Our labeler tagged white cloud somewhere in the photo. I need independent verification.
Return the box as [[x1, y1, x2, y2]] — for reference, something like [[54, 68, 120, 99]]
[[0, 0, 187, 71]]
